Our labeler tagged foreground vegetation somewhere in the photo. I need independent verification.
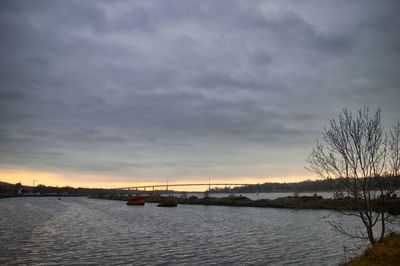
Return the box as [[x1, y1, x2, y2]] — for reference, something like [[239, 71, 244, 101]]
[[344, 233, 400, 266], [307, 108, 399, 244]]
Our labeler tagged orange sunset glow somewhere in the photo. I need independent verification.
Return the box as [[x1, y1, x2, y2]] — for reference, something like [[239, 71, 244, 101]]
[[0, 168, 316, 190]]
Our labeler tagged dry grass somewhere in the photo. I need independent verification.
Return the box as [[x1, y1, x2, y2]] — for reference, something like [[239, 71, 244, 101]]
[[345, 233, 400, 266]]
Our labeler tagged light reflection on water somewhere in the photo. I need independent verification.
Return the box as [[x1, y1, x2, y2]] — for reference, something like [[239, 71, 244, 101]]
[[0, 197, 368, 265]]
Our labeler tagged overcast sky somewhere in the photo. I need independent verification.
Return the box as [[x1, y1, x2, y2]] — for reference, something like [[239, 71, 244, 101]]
[[1, 0, 399, 187]]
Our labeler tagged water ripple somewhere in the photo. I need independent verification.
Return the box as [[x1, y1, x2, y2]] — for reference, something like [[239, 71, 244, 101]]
[[0, 197, 371, 265]]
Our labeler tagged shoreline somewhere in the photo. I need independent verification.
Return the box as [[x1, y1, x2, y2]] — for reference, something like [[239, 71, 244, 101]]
[[89, 194, 400, 214], [344, 232, 400, 265], [0, 194, 86, 199]]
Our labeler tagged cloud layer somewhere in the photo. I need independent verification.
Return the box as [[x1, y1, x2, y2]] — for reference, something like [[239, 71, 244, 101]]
[[1, 0, 399, 183]]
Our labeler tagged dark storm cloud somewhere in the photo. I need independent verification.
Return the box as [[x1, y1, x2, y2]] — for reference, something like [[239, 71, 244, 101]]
[[0, 0, 399, 180]]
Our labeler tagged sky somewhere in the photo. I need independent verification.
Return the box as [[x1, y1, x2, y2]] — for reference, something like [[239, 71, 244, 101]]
[[0, 0, 399, 188]]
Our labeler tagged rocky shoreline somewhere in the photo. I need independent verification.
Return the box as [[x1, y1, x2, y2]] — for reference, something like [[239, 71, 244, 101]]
[[89, 194, 400, 215]]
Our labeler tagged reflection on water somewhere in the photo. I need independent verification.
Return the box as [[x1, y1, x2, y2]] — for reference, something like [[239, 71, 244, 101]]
[[0, 197, 367, 265]]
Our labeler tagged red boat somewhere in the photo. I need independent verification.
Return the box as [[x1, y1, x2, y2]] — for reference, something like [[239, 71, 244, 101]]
[[127, 196, 145, 206]]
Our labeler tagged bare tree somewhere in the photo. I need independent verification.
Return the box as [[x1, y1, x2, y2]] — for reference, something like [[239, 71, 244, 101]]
[[306, 107, 399, 245], [389, 121, 400, 177]]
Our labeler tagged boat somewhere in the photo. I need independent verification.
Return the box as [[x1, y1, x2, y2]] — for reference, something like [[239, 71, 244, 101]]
[[126, 196, 145, 206], [157, 197, 178, 207]]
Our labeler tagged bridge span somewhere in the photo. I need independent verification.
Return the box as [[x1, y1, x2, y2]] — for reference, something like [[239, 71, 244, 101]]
[[115, 183, 252, 191]]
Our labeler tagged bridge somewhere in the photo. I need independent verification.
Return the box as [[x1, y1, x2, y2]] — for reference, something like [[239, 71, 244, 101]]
[[115, 182, 252, 191]]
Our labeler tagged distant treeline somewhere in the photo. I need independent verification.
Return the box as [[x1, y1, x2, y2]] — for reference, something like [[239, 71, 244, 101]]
[[0, 181, 131, 197], [209, 176, 400, 193], [31, 184, 128, 195], [1, 176, 399, 198]]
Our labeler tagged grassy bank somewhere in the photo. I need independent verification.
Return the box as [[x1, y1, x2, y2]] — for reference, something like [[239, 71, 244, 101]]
[[344, 232, 400, 266]]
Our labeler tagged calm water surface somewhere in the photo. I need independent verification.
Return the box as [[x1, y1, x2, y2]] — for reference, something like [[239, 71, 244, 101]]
[[0, 197, 367, 265]]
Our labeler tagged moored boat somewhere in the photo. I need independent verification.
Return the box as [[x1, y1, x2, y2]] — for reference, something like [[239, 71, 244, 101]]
[[127, 196, 145, 206]]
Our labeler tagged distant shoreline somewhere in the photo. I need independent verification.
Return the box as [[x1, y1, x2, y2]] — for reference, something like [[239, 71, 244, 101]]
[[89, 194, 400, 215], [0, 194, 86, 199]]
